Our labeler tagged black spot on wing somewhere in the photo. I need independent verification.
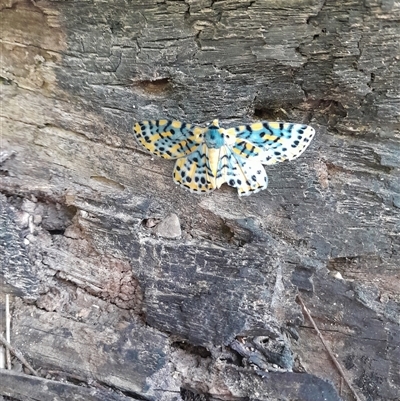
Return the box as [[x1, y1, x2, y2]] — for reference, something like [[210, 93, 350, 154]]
[[262, 122, 274, 134]]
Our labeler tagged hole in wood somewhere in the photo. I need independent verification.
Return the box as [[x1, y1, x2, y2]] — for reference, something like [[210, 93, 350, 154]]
[[254, 106, 290, 121], [180, 387, 209, 401], [47, 229, 66, 235], [135, 78, 171, 94], [172, 341, 211, 358]]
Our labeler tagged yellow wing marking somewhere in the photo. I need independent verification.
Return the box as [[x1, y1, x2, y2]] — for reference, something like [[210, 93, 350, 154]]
[[267, 122, 280, 129], [251, 122, 263, 131], [171, 121, 182, 129]]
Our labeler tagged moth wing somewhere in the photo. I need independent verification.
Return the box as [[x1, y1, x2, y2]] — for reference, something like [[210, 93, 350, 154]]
[[227, 122, 315, 165], [134, 120, 205, 159], [216, 146, 268, 196], [173, 144, 215, 193]]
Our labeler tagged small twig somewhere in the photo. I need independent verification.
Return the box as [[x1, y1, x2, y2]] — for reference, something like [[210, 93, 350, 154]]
[[5, 294, 11, 370], [0, 333, 39, 376], [297, 295, 363, 401]]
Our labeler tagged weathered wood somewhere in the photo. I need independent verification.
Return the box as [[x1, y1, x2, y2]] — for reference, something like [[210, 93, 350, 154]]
[[1, 0, 399, 400], [0, 369, 140, 401], [0, 195, 38, 298]]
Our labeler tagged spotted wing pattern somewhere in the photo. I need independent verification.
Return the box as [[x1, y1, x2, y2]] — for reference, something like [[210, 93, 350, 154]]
[[172, 144, 215, 193], [216, 146, 268, 195], [134, 119, 315, 196], [133, 120, 204, 159], [226, 122, 315, 165]]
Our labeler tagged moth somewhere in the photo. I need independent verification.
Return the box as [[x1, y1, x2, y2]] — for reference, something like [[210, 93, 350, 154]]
[[133, 119, 315, 196]]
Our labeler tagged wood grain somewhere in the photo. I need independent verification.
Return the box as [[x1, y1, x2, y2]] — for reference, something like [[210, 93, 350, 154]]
[[1, 0, 399, 400]]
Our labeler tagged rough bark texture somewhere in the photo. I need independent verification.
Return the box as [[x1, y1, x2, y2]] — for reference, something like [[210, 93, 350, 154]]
[[1, 0, 399, 400]]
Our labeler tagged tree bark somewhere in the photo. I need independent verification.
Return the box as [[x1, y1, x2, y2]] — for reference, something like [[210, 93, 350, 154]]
[[1, 0, 399, 400]]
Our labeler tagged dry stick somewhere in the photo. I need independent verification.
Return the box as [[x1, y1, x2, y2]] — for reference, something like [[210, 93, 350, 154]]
[[0, 333, 39, 376], [5, 294, 11, 370], [297, 295, 363, 401]]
